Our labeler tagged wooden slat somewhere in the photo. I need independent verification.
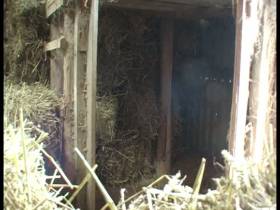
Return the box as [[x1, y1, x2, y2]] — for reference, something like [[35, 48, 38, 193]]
[[44, 36, 66, 52], [62, 8, 76, 196], [73, 4, 80, 173], [228, 0, 243, 156], [73, 5, 88, 209], [86, 0, 99, 209], [229, 0, 260, 162], [156, 18, 174, 175], [46, 0, 64, 17], [50, 21, 64, 95]]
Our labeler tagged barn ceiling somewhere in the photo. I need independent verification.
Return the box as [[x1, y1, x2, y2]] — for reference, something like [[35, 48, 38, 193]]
[[103, 0, 233, 19]]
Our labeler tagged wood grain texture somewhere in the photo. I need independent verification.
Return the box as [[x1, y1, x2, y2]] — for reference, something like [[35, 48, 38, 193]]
[[86, 0, 99, 208]]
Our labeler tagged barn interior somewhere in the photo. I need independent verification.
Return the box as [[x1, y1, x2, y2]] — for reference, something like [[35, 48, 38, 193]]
[[95, 0, 235, 206]]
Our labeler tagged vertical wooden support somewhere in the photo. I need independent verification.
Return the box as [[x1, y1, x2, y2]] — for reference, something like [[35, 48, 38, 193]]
[[228, 0, 275, 163], [229, 0, 253, 162], [157, 18, 174, 175], [63, 9, 76, 183], [73, 2, 80, 171], [86, 0, 99, 209], [228, 0, 243, 156], [50, 16, 64, 96], [73, 4, 88, 209]]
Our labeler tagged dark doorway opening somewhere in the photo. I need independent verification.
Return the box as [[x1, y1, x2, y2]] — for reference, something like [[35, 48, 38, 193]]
[[171, 17, 235, 192]]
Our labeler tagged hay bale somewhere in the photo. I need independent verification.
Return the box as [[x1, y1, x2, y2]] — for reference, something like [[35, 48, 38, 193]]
[[4, 82, 62, 169]]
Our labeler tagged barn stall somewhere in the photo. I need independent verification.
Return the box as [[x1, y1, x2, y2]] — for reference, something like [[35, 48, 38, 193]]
[[4, 0, 276, 209], [46, 0, 235, 209]]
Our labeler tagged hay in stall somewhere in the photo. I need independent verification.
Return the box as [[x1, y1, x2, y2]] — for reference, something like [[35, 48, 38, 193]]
[[4, 0, 49, 83], [96, 8, 161, 187], [114, 148, 276, 210], [4, 81, 63, 171], [4, 114, 77, 210], [96, 96, 118, 142]]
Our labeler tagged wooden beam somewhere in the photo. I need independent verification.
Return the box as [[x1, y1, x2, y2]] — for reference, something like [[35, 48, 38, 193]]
[[86, 0, 99, 209], [62, 8, 76, 196], [156, 18, 174, 175], [73, 3, 80, 174], [228, 0, 243, 157], [46, 0, 64, 18], [103, 0, 232, 18], [49, 18, 64, 96], [229, 0, 264, 162], [44, 36, 66, 52], [73, 4, 88, 209]]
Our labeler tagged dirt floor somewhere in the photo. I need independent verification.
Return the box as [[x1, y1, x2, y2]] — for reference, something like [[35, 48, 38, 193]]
[[171, 149, 224, 194]]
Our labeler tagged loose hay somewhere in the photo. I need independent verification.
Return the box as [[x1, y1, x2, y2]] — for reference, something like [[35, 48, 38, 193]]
[[118, 150, 276, 210], [4, 116, 76, 210]]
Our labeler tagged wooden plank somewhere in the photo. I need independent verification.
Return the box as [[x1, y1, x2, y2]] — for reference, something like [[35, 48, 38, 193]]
[[156, 18, 174, 175], [62, 8, 76, 191], [50, 19, 64, 96], [44, 36, 66, 52], [73, 3, 80, 173], [73, 5, 88, 209], [228, 0, 243, 157], [229, 0, 263, 162], [86, 0, 99, 209], [46, 0, 64, 18]]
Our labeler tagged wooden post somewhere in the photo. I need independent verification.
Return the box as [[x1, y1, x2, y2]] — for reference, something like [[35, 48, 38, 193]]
[[228, 0, 250, 161], [73, 3, 88, 209], [228, 0, 276, 163], [86, 0, 99, 209], [156, 18, 174, 175], [62, 8, 76, 185], [228, 0, 243, 157], [49, 14, 64, 96]]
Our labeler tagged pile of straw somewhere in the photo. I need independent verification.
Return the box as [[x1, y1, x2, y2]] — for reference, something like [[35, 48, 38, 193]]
[[96, 8, 161, 186], [117, 149, 276, 210], [4, 114, 76, 210]]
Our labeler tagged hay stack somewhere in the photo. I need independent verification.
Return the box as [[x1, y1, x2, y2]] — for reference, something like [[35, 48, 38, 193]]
[[96, 8, 161, 186], [4, 0, 49, 83]]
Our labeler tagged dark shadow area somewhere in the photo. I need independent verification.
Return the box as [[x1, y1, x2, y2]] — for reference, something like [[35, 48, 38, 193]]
[[171, 16, 235, 193]]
